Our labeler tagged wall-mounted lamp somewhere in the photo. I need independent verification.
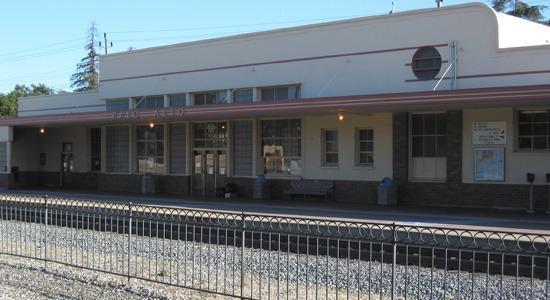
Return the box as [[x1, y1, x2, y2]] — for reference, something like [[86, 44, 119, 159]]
[[39, 128, 45, 134], [337, 113, 344, 122], [149, 122, 155, 128]]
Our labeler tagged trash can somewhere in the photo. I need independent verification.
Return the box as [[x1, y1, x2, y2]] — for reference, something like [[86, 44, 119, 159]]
[[253, 175, 270, 199], [141, 173, 155, 194], [377, 177, 396, 206]]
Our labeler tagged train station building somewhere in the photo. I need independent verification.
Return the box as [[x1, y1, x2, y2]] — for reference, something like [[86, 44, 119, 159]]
[[0, 3, 549, 210]]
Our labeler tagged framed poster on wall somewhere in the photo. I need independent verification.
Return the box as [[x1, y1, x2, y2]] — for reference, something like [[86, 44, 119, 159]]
[[474, 147, 505, 182]]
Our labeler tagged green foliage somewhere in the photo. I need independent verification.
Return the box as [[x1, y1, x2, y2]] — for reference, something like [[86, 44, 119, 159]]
[[0, 84, 56, 117], [491, 0, 548, 24], [70, 22, 99, 92]]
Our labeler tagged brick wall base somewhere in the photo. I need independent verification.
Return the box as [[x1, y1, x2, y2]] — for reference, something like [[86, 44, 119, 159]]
[[399, 182, 549, 211], [1, 171, 548, 210]]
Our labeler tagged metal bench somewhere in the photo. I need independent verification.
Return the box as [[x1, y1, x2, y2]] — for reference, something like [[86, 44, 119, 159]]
[[283, 179, 335, 201]]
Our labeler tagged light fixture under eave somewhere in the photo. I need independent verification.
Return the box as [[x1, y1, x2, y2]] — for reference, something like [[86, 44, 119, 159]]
[[149, 122, 155, 128], [39, 128, 45, 134], [338, 113, 344, 121]]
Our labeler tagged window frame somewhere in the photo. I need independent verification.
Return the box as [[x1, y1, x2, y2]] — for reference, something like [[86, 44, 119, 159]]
[[232, 88, 254, 103], [135, 124, 165, 174], [135, 95, 165, 110], [261, 119, 302, 176], [410, 112, 447, 158], [192, 90, 228, 106], [259, 84, 300, 101], [355, 128, 375, 167], [516, 109, 550, 152], [321, 129, 339, 167], [105, 98, 129, 111], [169, 94, 187, 107], [192, 122, 227, 149], [411, 46, 443, 81]]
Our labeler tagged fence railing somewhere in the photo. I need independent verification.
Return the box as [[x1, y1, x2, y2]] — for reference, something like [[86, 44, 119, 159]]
[[0, 193, 549, 299]]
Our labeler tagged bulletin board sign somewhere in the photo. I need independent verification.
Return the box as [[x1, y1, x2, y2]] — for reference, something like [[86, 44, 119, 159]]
[[474, 147, 505, 182], [472, 121, 506, 145]]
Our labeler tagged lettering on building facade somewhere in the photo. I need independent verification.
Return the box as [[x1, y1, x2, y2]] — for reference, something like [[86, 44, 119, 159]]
[[112, 107, 185, 120]]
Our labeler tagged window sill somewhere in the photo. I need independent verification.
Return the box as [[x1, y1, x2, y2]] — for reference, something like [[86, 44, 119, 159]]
[[265, 174, 301, 180], [353, 165, 375, 170], [512, 150, 550, 155], [320, 165, 339, 170]]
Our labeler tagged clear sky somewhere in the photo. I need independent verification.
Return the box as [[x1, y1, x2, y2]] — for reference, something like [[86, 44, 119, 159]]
[[0, 0, 548, 93]]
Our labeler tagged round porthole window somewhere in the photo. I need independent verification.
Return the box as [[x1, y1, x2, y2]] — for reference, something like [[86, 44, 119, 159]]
[[411, 46, 442, 80]]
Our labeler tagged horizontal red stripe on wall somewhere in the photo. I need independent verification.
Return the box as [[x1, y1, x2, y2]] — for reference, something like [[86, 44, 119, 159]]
[[101, 44, 449, 83]]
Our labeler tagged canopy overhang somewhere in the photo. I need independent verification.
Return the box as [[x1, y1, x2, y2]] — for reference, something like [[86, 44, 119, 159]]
[[3, 84, 550, 127]]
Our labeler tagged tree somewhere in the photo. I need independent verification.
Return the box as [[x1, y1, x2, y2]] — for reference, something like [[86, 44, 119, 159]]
[[70, 22, 100, 92], [491, 0, 548, 24], [0, 84, 56, 116]]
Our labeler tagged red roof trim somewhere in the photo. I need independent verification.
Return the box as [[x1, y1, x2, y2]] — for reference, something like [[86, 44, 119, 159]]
[[3, 84, 550, 126]]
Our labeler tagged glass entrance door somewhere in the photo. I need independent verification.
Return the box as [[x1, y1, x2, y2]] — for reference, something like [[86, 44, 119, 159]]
[[61, 143, 74, 186], [191, 150, 227, 196]]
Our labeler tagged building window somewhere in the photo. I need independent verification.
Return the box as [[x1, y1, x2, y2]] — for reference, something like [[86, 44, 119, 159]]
[[193, 91, 228, 105], [260, 85, 300, 101], [169, 94, 186, 107], [0, 142, 7, 173], [261, 119, 301, 175], [105, 99, 129, 111], [518, 110, 550, 151], [106, 126, 129, 173], [233, 88, 253, 103], [90, 128, 101, 171], [411, 113, 447, 157], [136, 125, 165, 173], [356, 129, 374, 166], [136, 95, 164, 109], [322, 129, 338, 166], [193, 122, 227, 148], [411, 47, 442, 80]]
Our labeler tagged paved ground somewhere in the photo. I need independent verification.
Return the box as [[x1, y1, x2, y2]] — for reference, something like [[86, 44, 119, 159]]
[[2, 189, 549, 234]]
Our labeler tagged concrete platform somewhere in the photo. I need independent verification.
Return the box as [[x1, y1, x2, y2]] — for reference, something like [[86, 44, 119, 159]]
[[1, 189, 549, 235]]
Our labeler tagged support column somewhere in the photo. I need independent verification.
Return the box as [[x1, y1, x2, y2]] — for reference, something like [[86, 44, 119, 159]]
[[252, 119, 259, 176], [392, 112, 409, 186], [446, 110, 463, 183], [252, 88, 260, 102], [128, 125, 134, 174], [101, 127, 107, 173], [185, 93, 193, 106]]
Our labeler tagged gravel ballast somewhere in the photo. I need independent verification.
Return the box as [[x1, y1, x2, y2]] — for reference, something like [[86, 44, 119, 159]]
[[0, 218, 548, 299]]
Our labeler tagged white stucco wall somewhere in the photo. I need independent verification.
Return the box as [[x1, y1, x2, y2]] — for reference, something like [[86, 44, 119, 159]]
[[17, 90, 103, 117], [463, 108, 550, 185], [301, 113, 392, 181], [98, 3, 550, 100]]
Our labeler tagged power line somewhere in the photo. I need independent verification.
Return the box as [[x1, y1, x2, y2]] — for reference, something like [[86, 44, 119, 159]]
[[0, 38, 83, 57], [109, 15, 363, 35]]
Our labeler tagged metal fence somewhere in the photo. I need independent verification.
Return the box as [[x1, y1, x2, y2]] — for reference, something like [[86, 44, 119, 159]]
[[0, 193, 549, 299]]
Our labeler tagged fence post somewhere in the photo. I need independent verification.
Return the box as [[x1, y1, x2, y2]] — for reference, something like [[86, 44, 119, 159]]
[[240, 212, 246, 299], [43, 194, 48, 269], [127, 202, 133, 284], [391, 222, 397, 300]]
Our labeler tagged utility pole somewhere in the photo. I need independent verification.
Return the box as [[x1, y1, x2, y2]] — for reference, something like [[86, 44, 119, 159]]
[[103, 32, 108, 55], [436, 0, 443, 8]]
